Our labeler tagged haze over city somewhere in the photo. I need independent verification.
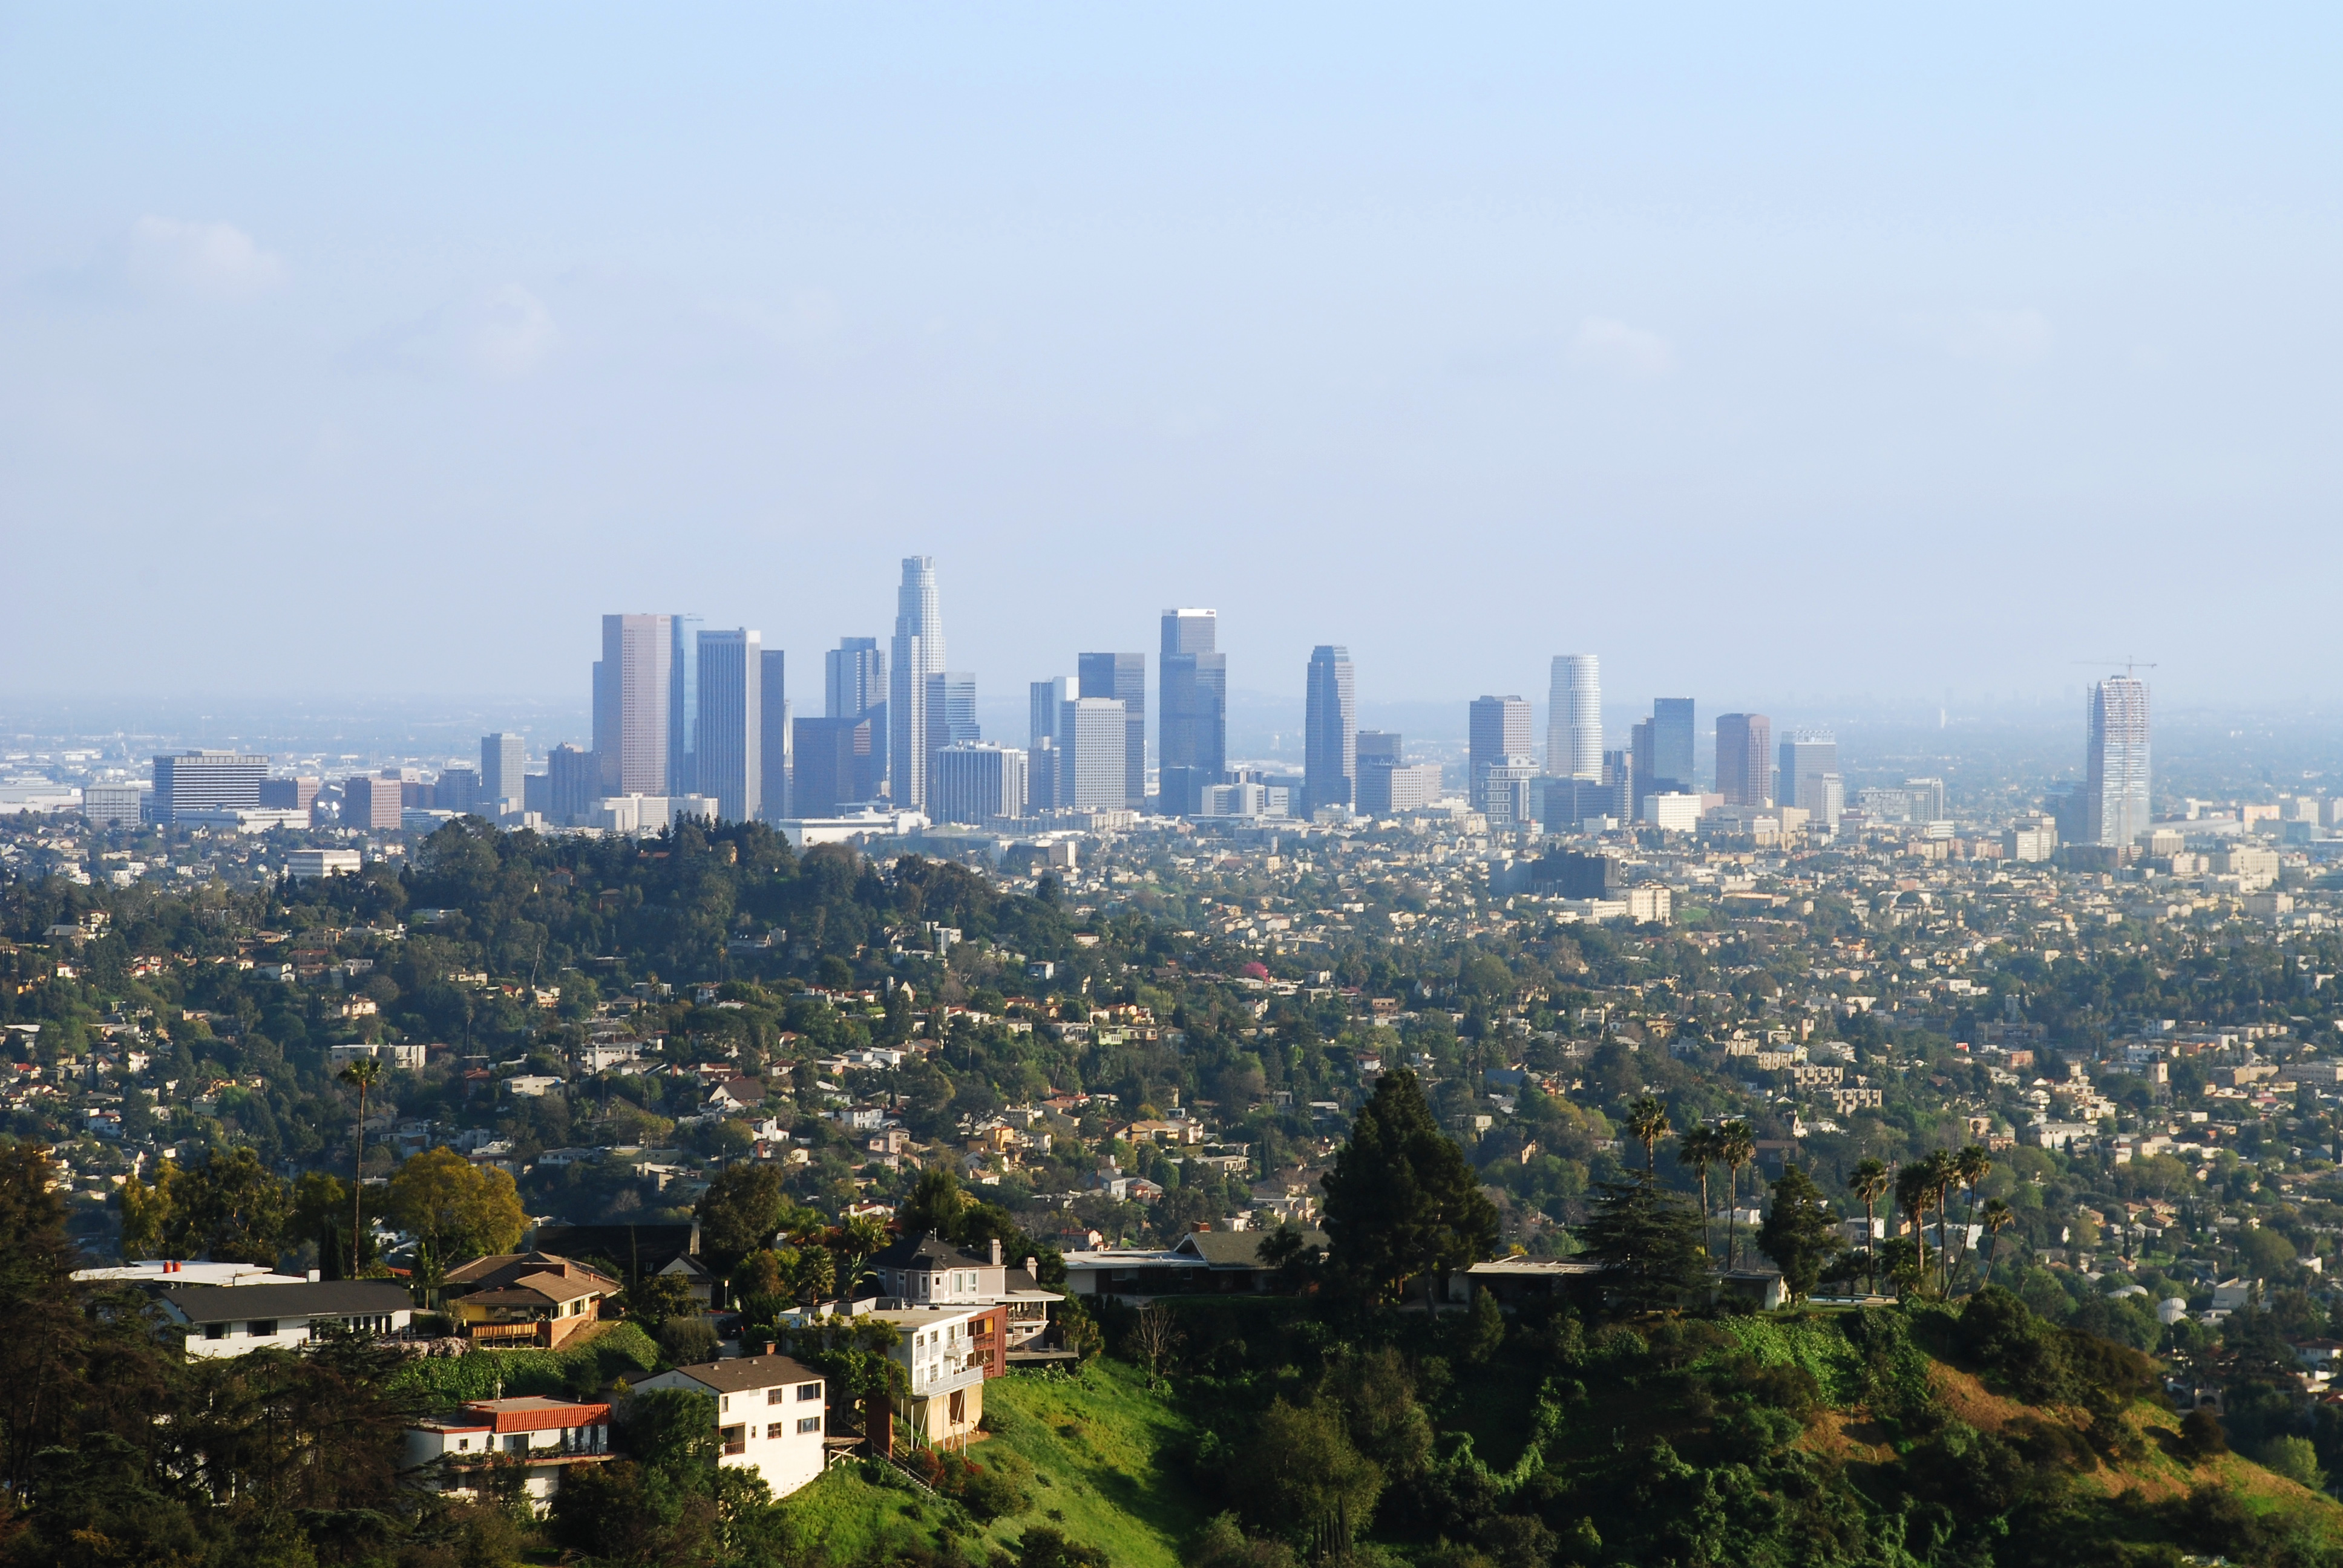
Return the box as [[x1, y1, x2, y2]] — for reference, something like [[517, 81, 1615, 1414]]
[[7, 7, 2342, 711]]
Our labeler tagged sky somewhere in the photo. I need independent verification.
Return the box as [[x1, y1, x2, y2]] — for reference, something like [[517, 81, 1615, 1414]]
[[4, 5, 2340, 721]]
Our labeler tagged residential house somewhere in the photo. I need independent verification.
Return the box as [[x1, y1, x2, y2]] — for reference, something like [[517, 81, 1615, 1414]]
[[630, 1354, 829, 1498], [531, 1223, 715, 1307], [1061, 1226, 1332, 1299], [162, 1279, 414, 1359], [404, 1396, 612, 1511], [866, 1232, 1057, 1352], [441, 1252, 621, 1348], [871, 1305, 997, 1449]]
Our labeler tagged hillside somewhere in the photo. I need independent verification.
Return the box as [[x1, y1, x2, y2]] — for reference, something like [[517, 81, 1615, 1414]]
[[774, 1292, 2343, 1568]]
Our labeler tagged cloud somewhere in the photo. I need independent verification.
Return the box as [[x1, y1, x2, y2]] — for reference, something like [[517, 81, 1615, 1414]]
[[1938, 309, 2051, 367], [125, 217, 284, 298], [471, 285, 559, 378], [1570, 316, 1675, 380], [349, 284, 561, 380]]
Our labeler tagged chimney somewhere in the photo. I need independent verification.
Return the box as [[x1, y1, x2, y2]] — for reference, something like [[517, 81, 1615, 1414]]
[[307, 1268, 322, 1282], [989, 1238, 1003, 1267], [1025, 1256, 1038, 1280]]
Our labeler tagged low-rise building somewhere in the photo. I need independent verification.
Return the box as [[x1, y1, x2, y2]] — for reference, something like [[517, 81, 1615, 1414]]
[[631, 1354, 828, 1497], [162, 1279, 414, 1358], [441, 1252, 620, 1348], [405, 1396, 612, 1511]]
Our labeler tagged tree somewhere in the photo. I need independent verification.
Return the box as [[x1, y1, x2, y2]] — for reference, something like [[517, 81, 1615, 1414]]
[[1951, 1143, 1992, 1287], [1981, 1198, 2014, 1289], [1847, 1158, 1890, 1297], [1320, 1070, 1499, 1305], [897, 1166, 970, 1241], [1581, 1172, 1708, 1316], [118, 1158, 176, 1260], [1625, 1095, 1670, 1175], [1235, 1397, 1384, 1558], [696, 1163, 787, 1286], [1716, 1120, 1756, 1269], [1015, 1526, 1113, 1568], [339, 1056, 386, 1267], [1895, 1161, 1936, 1298], [165, 1145, 290, 1264], [1126, 1301, 1183, 1386], [1676, 1124, 1719, 1260], [385, 1147, 526, 1264], [291, 1171, 350, 1278], [1757, 1163, 1841, 1303], [0, 1144, 88, 1495]]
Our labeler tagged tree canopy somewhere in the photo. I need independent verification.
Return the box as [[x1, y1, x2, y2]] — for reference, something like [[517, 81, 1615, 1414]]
[[1320, 1070, 1498, 1304]]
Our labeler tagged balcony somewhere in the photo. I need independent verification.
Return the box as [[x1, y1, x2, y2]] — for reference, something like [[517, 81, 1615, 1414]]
[[466, 1321, 550, 1348]]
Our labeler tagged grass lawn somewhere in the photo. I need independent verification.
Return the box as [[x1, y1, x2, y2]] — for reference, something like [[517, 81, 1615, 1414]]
[[773, 1359, 1204, 1568]]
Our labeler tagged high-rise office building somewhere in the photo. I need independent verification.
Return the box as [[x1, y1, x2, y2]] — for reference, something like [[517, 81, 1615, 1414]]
[[923, 671, 980, 791], [1778, 732, 1840, 828], [1159, 609, 1226, 816], [434, 766, 479, 815], [694, 629, 762, 823], [759, 649, 791, 822], [342, 774, 403, 831], [1355, 733, 1443, 815], [152, 751, 266, 822], [1714, 713, 1772, 807], [1060, 697, 1128, 809], [1467, 696, 1533, 811], [932, 743, 1027, 825], [1078, 653, 1146, 808], [1302, 645, 1357, 814], [667, 614, 705, 796], [2085, 676, 2151, 847], [545, 743, 595, 826], [827, 638, 886, 717], [1649, 698, 1695, 791], [888, 557, 945, 808], [793, 716, 880, 817], [480, 733, 526, 815], [1548, 655, 1602, 781], [594, 614, 672, 796], [1029, 676, 1075, 748]]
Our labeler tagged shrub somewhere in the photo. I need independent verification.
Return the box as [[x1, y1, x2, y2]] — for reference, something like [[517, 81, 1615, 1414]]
[[2178, 1407, 2227, 1461], [2253, 1434, 2327, 1491]]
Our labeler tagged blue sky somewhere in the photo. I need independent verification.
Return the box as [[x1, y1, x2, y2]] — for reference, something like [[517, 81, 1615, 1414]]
[[4, 5, 2338, 716]]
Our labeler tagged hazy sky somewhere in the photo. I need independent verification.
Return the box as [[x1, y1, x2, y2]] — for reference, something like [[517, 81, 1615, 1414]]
[[5, 6, 2339, 716]]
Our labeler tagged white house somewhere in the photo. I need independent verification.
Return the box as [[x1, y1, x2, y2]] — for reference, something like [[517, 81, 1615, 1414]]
[[404, 1396, 611, 1512], [162, 1280, 413, 1358], [630, 1354, 828, 1498], [871, 1305, 993, 1449]]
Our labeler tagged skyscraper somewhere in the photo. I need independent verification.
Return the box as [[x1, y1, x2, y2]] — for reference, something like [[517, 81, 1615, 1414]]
[[932, 743, 1027, 824], [668, 614, 705, 796], [479, 733, 526, 814], [1467, 695, 1533, 811], [826, 638, 885, 718], [1060, 696, 1129, 810], [1078, 652, 1145, 808], [594, 614, 672, 796], [792, 716, 879, 817], [1029, 676, 1075, 748], [545, 744, 595, 826], [1778, 731, 1840, 828], [924, 671, 980, 788], [759, 648, 791, 822], [2085, 676, 2151, 847], [1714, 713, 1772, 807], [1548, 655, 1602, 781], [694, 628, 762, 824], [1649, 698, 1696, 791], [1303, 645, 1357, 815], [888, 557, 944, 808], [1160, 609, 1226, 816]]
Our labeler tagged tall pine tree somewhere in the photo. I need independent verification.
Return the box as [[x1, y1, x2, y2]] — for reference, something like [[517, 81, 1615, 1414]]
[[1321, 1071, 1499, 1305]]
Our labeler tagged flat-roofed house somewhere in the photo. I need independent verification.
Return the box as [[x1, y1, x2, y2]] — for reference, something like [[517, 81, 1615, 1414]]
[[404, 1396, 612, 1511], [161, 1279, 414, 1358]]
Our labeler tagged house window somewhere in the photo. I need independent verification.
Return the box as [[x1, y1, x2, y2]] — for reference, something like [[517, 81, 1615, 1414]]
[[720, 1396, 730, 1412], [798, 1382, 821, 1402], [768, 1387, 787, 1405], [797, 1416, 821, 1434], [505, 1434, 527, 1455], [457, 1438, 470, 1451], [948, 1390, 966, 1425], [767, 1422, 786, 1440], [205, 1324, 226, 1340], [248, 1320, 277, 1336], [721, 1425, 746, 1455]]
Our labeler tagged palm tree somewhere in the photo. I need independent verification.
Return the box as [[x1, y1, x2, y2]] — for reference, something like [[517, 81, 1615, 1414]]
[[1895, 1160, 1934, 1296], [1951, 1143, 1992, 1292], [339, 1056, 385, 1272], [1923, 1150, 1959, 1295], [1626, 1095, 1671, 1175], [1677, 1125, 1720, 1259], [1981, 1198, 2014, 1289], [1717, 1120, 1757, 1269], [1848, 1157, 1890, 1296]]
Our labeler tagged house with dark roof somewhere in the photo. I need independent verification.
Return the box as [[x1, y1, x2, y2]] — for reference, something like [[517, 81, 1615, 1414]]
[[631, 1354, 829, 1497], [1060, 1225, 1332, 1299], [531, 1222, 715, 1305], [866, 1232, 1057, 1351], [161, 1279, 415, 1358], [441, 1252, 621, 1348]]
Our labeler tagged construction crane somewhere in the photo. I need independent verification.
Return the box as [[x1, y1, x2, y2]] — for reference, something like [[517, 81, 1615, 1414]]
[[2071, 657, 2159, 679]]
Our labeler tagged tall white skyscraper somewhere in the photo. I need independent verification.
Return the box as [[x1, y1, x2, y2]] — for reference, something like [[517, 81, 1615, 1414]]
[[888, 557, 945, 809], [594, 613, 671, 796], [1548, 655, 1602, 781], [2085, 676, 2151, 847]]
